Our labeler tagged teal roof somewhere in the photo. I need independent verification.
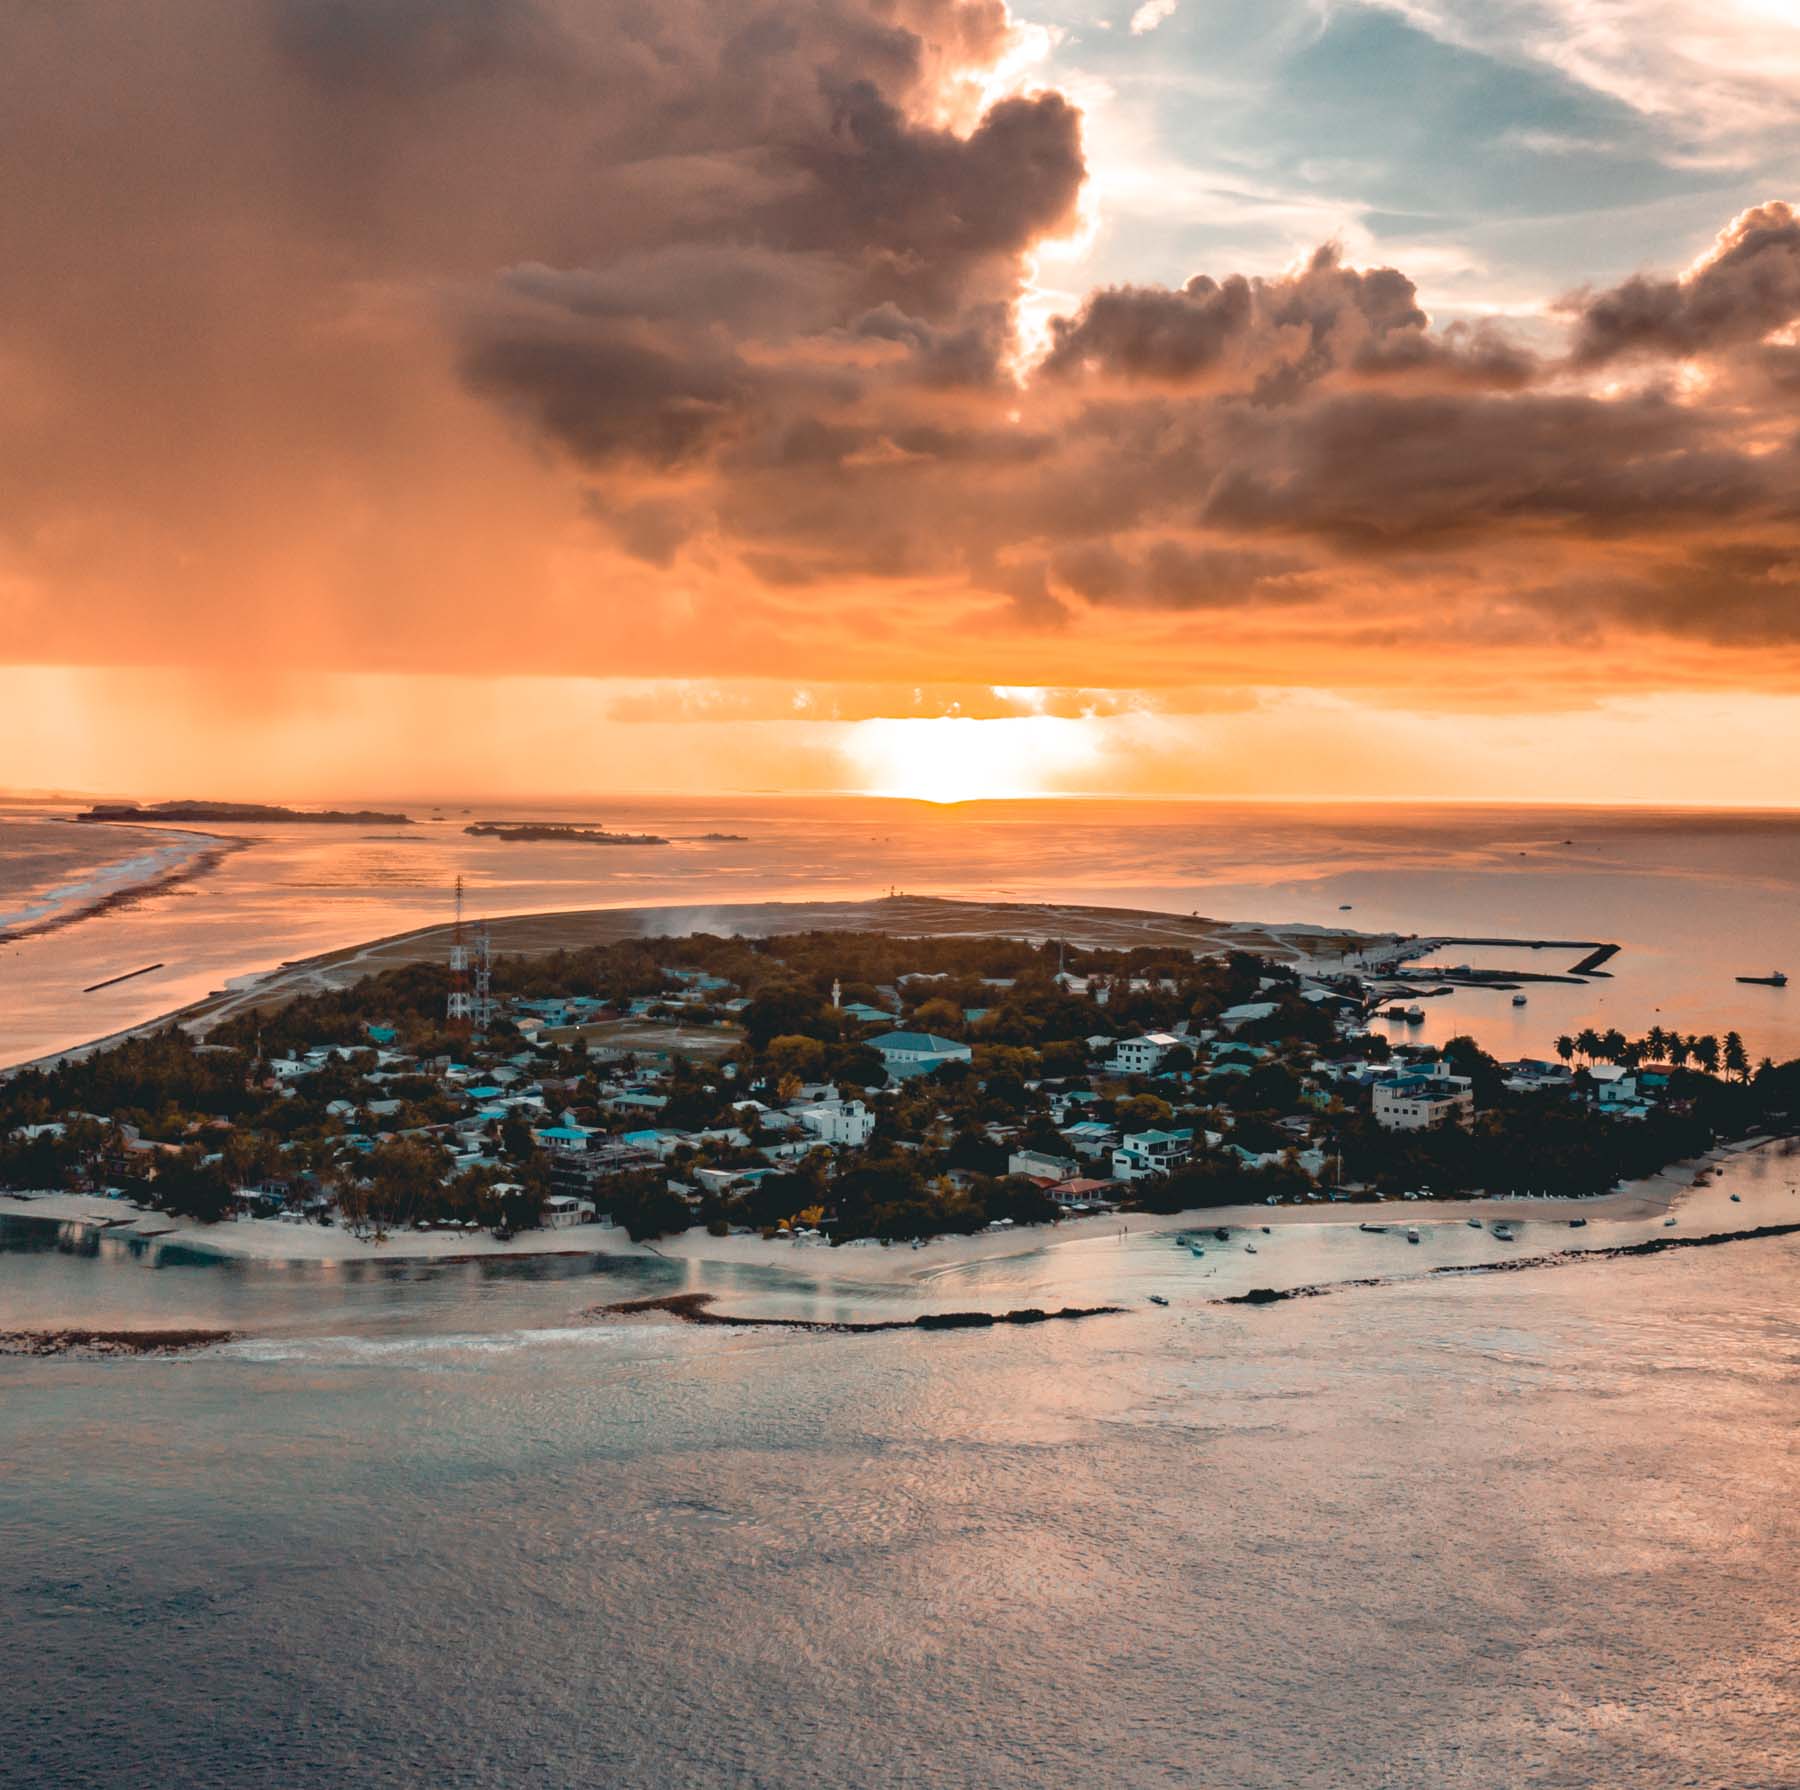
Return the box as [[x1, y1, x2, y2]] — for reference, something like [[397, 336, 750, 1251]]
[[871, 1031, 967, 1054]]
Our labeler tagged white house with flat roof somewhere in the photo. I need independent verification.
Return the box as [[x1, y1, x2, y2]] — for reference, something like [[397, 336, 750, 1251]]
[[795, 1098, 876, 1146], [1112, 1128, 1195, 1180], [1109, 1032, 1182, 1075]]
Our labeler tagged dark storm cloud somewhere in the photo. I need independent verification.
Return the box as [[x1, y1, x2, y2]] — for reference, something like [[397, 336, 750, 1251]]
[[1, 0, 1798, 684], [1568, 201, 1800, 368], [1041, 245, 1538, 398]]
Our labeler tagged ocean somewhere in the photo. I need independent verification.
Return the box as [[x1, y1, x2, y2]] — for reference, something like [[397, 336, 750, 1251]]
[[4, 1152, 1798, 1789], [3, 797, 1799, 1069]]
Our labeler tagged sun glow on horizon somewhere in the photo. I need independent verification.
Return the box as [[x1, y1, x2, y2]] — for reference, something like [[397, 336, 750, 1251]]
[[842, 714, 1104, 803]]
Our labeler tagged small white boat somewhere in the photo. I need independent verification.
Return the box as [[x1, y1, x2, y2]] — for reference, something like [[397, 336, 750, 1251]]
[[1663, 1217, 1677, 1227], [1189, 1244, 1206, 1257], [1467, 1217, 1483, 1228], [1148, 1294, 1169, 1307], [1512, 994, 1527, 1007], [1493, 1224, 1515, 1241]]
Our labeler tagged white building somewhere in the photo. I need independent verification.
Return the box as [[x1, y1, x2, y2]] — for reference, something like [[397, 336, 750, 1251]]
[[1371, 1075, 1474, 1131], [1109, 1032, 1182, 1075], [795, 1098, 876, 1147], [1111, 1128, 1195, 1180], [1008, 1148, 1079, 1183], [541, 1194, 597, 1229]]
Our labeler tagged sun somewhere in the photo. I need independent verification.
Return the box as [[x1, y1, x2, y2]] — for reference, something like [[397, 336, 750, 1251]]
[[842, 715, 1102, 803]]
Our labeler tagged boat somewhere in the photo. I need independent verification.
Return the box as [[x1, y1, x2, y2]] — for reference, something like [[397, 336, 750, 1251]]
[[1493, 1224, 1514, 1240], [1358, 1222, 1388, 1233], [1512, 994, 1527, 1006], [1730, 1193, 1741, 1202], [1339, 903, 1353, 911], [1663, 1217, 1677, 1227], [1260, 1225, 1271, 1233], [1213, 1227, 1229, 1242], [1188, 1244, 1206, 1257], [1569, 1217, 1587, 1228], [1148, 1294, 1169, 1307], [1467, 1218, 1483, 1228], [1405, 1004, 1425, 1022], [1405, 1228, 1420, 1244], [1736, 971, 1788, 987], [1245, 1244, 1258, 1255]]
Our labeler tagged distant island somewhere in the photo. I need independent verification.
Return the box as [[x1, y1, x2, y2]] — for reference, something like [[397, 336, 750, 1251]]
[[694, 833, 748, 842], [80, 801, 411, 825], [465, 823, 668, 845]]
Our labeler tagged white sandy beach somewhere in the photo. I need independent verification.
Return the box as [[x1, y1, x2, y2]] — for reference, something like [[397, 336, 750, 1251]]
[[4, 1137, 1782, 1288]]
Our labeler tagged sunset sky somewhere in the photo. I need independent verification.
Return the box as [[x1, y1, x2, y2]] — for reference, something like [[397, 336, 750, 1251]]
[[5, 0, 1800, 802]]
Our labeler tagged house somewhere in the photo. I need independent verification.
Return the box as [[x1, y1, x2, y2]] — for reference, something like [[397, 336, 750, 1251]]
[[840, 1001, 895, 1026], [1052, 1177, 1119, 1208], [1371, 1074, 1474, 1132], [541, 1194, 597, 1229], [867, 1031, 973, 1079], [1109, 1033, 1181, 1075], [795, 1098, 876, 1147], [534, 1124, 593, 1152], [1008, 1148, 1079, 1183], [1218, 1001, 1280, 1032], [1059, 1119, 1118, 1160], [1112, 1128, 1195, 1180]]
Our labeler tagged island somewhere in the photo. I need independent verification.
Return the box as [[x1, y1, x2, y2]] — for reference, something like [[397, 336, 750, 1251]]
[[465, 823, 669, 845], [79, 801, 411, 825], [2, 906, 1791, 1266]]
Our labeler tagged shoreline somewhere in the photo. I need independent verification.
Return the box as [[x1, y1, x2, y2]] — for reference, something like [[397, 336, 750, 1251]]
[[1, 1139, 1773, 1278], [0, 822, 246, 951]]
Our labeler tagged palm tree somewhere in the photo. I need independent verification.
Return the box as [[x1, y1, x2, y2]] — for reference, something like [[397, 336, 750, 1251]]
[[1555, 1035, 1575, 1065], [1692, 1034, 1721, 1076], [1600, 1028, 1627, 1064], [1644, 1025, 1668, 1066], [1575, 1027, 1602, 1065], [1667, 1033, 1691, 1070], [1723, 1032, 1748, 1083]]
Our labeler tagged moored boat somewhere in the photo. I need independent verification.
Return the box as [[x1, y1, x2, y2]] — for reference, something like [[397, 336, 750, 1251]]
[[1735, 971, 1787, 986]]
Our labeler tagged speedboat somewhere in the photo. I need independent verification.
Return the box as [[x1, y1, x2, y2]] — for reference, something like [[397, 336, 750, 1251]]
[[1188, 1244, 1206, 1257], [1663, 1217, 1677, 1227], [1148, 1294, 1169, 1307], [1213, 1227, 1229, 1242], [1245, 1243, 1258, 1255], [1569, 1217, 1587, 1228], [1405, 1004, 1425, 1022], [1466, 1217, 1483, 1228], [1405, 1228, 1420, 1244], [1735, 971, 1788, 987], [1359, 1222, 1388, 1233], [1730, 1193, 1741, 1202], [1512, 994, 1527, 1006], [1493, 1224, 1514, 1241]]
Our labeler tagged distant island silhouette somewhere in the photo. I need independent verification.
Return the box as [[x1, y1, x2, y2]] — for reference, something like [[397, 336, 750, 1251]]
[[79, 801, 411, 825], [465, 822, 668, 845]]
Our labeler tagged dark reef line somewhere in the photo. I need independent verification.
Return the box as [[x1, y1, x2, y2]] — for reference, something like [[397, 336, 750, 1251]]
[[1223, 1221, 1800, 1306], [592, 1291, 1122, 1333]]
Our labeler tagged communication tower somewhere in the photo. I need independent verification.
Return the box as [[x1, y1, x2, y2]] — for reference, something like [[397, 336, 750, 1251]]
[[447, 876, 473, 1031], [472, 919, 495, 1037]]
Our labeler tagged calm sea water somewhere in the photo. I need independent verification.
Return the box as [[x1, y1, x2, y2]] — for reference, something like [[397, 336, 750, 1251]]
[[3, 797, 1799, 1067], [4, 1155, 1798, 1789]]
